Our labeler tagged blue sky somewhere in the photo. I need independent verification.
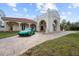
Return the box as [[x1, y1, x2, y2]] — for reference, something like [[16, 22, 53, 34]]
[[0, 3, 79, 22]]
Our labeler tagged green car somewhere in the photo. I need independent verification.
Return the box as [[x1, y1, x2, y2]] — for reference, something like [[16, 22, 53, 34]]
[[18, 28, 35, 36]]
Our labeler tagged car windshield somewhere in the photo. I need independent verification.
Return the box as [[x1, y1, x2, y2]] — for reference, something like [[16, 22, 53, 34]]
[[24, 28, 31, 31]]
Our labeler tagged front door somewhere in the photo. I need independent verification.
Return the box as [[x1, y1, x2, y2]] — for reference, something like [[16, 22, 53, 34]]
[[22, 24, 25, 30], [39, 20, 46, 32], [40, 26, 44, 32], [9, 25, 13, 31]]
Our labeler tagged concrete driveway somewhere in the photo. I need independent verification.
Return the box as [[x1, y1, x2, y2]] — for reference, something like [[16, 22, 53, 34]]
[[0, 31, 76, 56]]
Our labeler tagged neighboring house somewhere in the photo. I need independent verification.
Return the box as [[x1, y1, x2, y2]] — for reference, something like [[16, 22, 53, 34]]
[[0, 9, 60, 33]]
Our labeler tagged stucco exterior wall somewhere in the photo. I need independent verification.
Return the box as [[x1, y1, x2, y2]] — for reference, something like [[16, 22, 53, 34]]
[[36, 13, 49, 32], [13, 24, 19, 31], [36, 9, 60, 33]]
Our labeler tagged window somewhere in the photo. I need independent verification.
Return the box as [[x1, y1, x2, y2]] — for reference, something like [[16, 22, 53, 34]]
[[0, 25, 5, 28], [0, 21, 4, 28], [0, 21, 2, 26]]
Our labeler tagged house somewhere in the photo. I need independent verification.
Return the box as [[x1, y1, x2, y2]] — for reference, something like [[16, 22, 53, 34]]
[[36, 9, 60, 33], [0, 9, 60, 33], [0, 17, 36, 31]]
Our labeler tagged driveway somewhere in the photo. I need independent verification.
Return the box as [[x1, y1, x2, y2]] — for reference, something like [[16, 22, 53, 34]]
[[0, 31, 76, 56]]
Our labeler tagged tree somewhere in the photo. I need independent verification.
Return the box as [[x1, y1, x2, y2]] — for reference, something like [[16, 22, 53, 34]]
[[60, 19, 71, 31], [70, 22, 79, 30], [60, 19, 67, 31], [66, 21, 71, 30]]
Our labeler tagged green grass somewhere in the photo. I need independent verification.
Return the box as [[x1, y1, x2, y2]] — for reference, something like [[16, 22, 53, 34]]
[[21, 32, 79, 56], [0, 31, 17, 39]]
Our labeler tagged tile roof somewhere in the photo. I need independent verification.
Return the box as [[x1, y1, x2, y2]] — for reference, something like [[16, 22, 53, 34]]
[[2, 17, 36, 23]]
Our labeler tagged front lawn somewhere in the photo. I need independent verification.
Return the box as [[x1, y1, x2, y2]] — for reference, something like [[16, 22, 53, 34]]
[[0, 31, 17, 39], [21, 32, 79, 56]]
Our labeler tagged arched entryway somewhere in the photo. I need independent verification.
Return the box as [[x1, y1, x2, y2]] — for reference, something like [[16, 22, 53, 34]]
[[53, 20, 57, 31], [39, 20, 46, 32]]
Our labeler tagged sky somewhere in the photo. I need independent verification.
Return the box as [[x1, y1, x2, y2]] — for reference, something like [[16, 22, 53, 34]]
[[0, 3, 79, 22]]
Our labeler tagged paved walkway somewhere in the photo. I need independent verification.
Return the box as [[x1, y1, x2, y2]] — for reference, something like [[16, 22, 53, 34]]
[[0, 31, 76, 56]]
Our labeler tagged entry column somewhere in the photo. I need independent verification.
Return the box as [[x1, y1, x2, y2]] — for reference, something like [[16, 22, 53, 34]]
[[18, 22, 21, 31], [28, 23, 31, 28]]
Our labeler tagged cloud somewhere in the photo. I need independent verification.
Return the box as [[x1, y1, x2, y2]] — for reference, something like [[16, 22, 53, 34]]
[[61, 11, 71, 15], [45, 3, 58, 10], [36, 3, 44, 10], [40, 10, 46, 13], [23, 8, 27, 12], [60, 15, 67, 20], [25, 14, 30, 17], [61, 11, 71, 20], [67, 11, 71, 15], [36, 3, 58, 13], [12, 8, 18, 12], [25, 14, 36, 19], [30, 3, 33, 6], [7, 3, 16, 8], [25, 14, 31, 18], [71, 3, 79, 8], [61, 12, 66, 15], [68, 5, 72, 9], [31, 15, 36, 19], [13, 13, 35, 19], [7, 3, 18, 12], [68, 3, 79, 9]]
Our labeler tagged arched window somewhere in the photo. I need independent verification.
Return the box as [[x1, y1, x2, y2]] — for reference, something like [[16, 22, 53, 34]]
[[53, 20, 57, 31], [54, 20, 57, 25]]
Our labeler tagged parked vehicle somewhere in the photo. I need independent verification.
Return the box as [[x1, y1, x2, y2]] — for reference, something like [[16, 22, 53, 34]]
[[18, 28, 35, 36]]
